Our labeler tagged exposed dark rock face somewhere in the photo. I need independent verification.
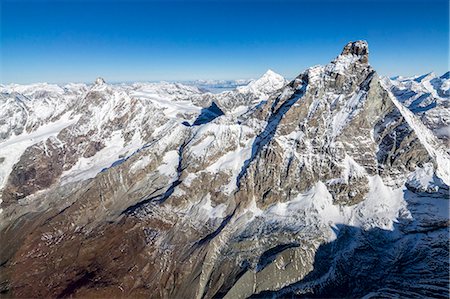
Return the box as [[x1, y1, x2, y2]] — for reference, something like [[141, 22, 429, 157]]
[[341, 40, 369, 63], [2, 139, 65, 206]]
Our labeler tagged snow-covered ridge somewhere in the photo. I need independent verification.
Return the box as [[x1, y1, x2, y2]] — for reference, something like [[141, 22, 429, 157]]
[[0, 71, 286, 203], [237, 69, 287, 94], [384, 71, 450, 140], [382, 80, 450, 185]]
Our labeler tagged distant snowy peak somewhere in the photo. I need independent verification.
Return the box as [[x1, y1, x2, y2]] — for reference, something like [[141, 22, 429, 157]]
[[386, 71, 450, 141], [186, 71, 286, 95], [387, 71, 449, 103], [94, 77, 106, 85], [441, 71, 450, 79], [131, 81, 204, 98], [414, 72, 437, 83], [391, 72, 438, 86], [187, 79, 252, 92], [1, 83, 68, 96], [237, 69, 286, 94], [1, 83, 89, 102]]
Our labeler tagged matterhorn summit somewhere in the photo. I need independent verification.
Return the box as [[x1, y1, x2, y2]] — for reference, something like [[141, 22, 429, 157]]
[[341, 40, 369, 58]]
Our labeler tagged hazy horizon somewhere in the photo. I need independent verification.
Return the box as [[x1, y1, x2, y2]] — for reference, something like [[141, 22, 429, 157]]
[[1, 0, 448, 84]]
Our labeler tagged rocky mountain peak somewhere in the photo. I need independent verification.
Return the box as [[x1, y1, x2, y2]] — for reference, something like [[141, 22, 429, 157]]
[[316, 40, 372, 92], [331, 40, 370, 67], [94, 77, 106, 85], [341, 40, 369, 57]]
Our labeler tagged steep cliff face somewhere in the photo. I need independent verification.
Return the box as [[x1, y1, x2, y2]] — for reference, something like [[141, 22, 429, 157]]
[[0, 41, 448, 299]]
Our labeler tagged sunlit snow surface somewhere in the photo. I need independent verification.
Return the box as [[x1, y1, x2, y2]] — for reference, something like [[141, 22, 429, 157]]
[[0, 72, 282, 207], [0, 113, 79, 191], [382, 80, 450, 185], [241, 176, 410, 243], [386, 72, 450, 140]]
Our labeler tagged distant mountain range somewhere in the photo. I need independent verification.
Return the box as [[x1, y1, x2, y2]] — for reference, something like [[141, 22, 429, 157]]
[[184, 79, 253, 92]]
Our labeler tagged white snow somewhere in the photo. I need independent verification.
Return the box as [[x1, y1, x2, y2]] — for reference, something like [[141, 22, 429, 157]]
[[326, 54, 361, 74], [331, 90, 366, 138], [353, 176, 409, 230], [385, 73, 450, 141], [198, 194, 227, 219], [257, 176, 409, 241], [61, 132, 124, 183], [434, 125, 450, 139], [130, 155, 152, 174], [132, 90, 201, 121], [183, 173, 198, 187], [382, 81, 450, 185], [204, 130, 255, 194], [406, 163, 440, 192], [61, 130, 143, 184], [189, 135, 216, 157], [306, 66, 325, 84], [247, 196, 263, 218], [187, 194, 228, 224], [0, 113, 79, 193], [326, 155, 367, 185], [157, 150, 179, 177], [237, 69, 286, 95]]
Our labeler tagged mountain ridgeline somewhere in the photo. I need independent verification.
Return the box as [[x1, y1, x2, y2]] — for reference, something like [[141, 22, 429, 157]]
[[0, 41, 449, 298]]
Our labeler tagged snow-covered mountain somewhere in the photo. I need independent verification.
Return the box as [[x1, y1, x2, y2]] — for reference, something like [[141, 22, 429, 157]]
[[0, 41, 448, 299], [384, 72, 450, 142]]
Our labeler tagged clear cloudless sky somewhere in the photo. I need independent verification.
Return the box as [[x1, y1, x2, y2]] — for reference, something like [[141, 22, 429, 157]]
[[1, 0, 448, 83]]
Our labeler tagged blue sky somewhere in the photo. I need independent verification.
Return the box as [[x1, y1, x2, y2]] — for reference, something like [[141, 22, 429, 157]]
[[1, 0, 448, 83]]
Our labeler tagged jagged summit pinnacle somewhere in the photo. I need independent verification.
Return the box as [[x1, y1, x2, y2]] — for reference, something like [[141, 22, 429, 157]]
[[94, 77, 106, 85], [340, 40, 369, 63], [321, 40, 371, 77], [341, 40, 369, 56]]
